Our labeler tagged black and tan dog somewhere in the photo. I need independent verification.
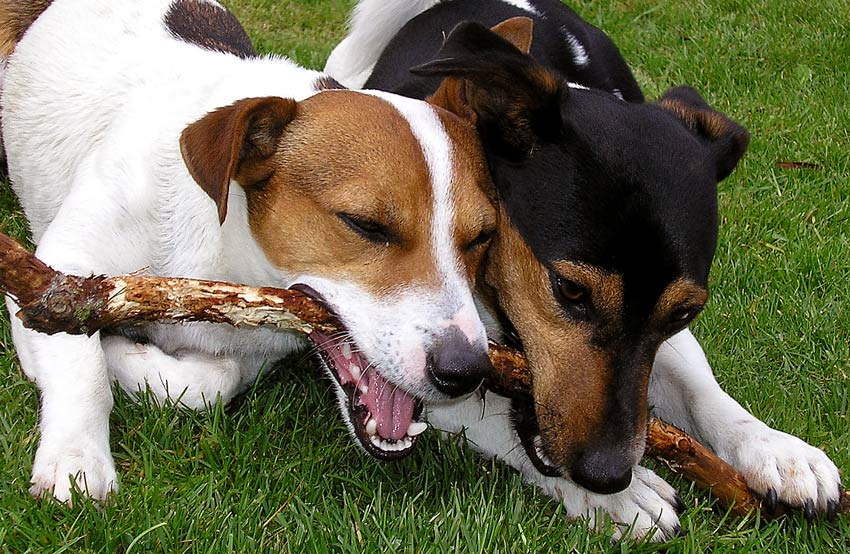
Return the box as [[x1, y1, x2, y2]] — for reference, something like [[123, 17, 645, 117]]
[[327, 0, 842, 540]]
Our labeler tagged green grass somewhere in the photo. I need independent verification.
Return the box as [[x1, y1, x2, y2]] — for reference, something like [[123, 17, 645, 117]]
[[1, 0, 848, 552]]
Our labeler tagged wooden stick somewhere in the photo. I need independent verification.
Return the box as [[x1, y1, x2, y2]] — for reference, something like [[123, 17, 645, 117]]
[[0, 231, 845, 518], [0, 233, 338, 336]]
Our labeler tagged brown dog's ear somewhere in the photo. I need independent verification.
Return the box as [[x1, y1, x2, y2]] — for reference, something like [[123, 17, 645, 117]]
[[657, 86, 750, 181], [490, 16, 533, 54], [414, 20, 564, 160], [180, 96, 297, 224]]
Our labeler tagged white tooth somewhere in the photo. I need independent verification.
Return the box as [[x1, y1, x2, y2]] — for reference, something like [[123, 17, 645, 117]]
[[365, 418, 377, 436], [341, 342, 352, 359], [359, 383, 369, 394], [370, 435, 382, 447], [533, 434, 543, 449], [402, 437, 412, 449], [406, 421, 428, 437], [349, 364, 361, 381]]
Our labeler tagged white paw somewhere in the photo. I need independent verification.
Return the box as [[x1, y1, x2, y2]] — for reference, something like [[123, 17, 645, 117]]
[[550, 466, 683, 542], [722, 424, 842, 516], [30, 439, 118, 504]]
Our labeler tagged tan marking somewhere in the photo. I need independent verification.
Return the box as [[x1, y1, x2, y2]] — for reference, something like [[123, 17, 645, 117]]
[[0, 0, 53, 58], [551, 260, 624, 325], [427, 78, 478, 124], [484, 211, 609, 464], [658, 98, 735, 143], [244, 91, 494, 298], [491, 16, 534, 54], [651, 278, 708, 323]]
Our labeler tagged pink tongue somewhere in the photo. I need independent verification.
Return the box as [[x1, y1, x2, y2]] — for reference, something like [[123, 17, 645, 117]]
[[310, 331, 417, 441], [360, 369, 416, 440]]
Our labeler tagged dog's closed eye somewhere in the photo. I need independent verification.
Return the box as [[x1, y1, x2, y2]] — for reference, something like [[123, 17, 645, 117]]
[[464, 228, 495, 253], [337, 212, 399, 246]]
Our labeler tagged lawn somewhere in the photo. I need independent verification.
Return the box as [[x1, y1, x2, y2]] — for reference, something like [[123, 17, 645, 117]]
[[1, 0, 848, 552]]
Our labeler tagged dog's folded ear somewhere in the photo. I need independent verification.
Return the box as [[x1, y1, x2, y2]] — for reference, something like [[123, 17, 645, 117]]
[[657, 86, 750, 181], [412, 20, 564, 160], [180, 96, 296, 224]]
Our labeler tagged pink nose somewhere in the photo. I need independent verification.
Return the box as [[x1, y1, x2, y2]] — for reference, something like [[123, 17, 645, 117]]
[[441, 305, 483, 345]]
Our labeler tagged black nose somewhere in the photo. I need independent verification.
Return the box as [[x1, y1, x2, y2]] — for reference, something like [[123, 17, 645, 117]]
[[426, 327, 492, 396], [570, 449, 634, 495]]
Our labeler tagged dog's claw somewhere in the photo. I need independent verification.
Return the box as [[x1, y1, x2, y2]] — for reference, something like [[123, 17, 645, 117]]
[[826, 500, 839, 522], [672, 524, 687, 538], [764, 489, 778, 514], [803, 499, 815, 522], [672, 493, 685, 513]]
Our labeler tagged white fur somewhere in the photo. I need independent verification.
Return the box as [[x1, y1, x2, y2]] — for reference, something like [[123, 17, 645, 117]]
[[3, 0, 487, 502], [562, 30, 589, 67]]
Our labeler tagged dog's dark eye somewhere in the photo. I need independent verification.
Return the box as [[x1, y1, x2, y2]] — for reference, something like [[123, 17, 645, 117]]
[[553, 274, 591, 320], [464, 228, 495, 253], [667, 306, 702, 331], [337, 213, 398, 246]]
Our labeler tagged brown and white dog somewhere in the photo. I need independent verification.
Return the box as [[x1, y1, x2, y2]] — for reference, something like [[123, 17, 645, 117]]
[[328, 0, 843, 541], [0, 0, 498, 502]]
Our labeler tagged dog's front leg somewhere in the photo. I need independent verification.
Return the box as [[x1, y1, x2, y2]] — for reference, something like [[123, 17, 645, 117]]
[[8, 296, 117, 503], [650, 329, 842, 515], [427, 392, 683, 541], [5, 205, 136, 503]]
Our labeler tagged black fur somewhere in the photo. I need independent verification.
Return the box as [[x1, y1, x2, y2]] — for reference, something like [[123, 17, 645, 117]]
[[165, 0, 256, 59], [366, 0, 642, 102]]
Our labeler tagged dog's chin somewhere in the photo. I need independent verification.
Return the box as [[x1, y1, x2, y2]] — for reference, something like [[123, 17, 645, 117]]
[[511, 393, 564, 478], [294, 286, 426, 461]]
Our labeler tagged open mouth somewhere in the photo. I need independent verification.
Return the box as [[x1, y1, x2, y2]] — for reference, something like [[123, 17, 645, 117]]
[[510, 389, 563, 478], [294, 286, 425, 461]]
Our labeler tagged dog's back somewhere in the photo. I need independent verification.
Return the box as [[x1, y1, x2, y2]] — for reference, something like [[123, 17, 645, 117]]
[[2, 0, 313, 240], [327, 0, 641, 102]]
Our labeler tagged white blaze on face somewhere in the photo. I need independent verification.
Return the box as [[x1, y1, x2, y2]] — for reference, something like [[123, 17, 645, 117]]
[[293, 91, 489, 400], [367, 90, 488, 347]]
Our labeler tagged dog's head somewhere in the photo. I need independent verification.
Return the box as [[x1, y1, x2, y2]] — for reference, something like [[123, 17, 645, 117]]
[[179, 89, 497, 459], [416, 19, 749, 493]]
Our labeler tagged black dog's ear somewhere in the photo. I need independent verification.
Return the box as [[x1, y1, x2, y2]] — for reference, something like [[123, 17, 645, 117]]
[[657, 86, 750, 181], [413, 20, 565, 160], [180, 96, 296, 224]]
